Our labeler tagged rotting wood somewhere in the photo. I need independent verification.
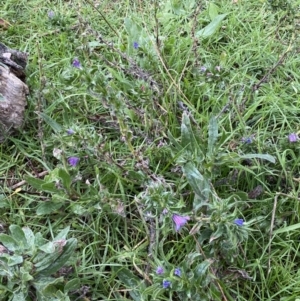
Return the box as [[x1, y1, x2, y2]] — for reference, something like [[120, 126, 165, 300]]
[[0, 42, 28, 141]]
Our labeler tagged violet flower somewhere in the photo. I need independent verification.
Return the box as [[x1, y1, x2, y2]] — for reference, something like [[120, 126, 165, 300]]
[[162, 280, 171, 289], [234, 219, 244, 226], [72, 58, 82, 69], [156, 266, 164, 275], [288, 133, 298, 143], [172, 214, 190, 232], [66, 129, 75, 135], [48, 10, 55, 19], [133, 42, 139, 49], [68, 157, 80, 167], [174, 267, 181, 277]]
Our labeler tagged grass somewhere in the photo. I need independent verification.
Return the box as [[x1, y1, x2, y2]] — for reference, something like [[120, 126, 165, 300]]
[[1, 0, 300, 300]]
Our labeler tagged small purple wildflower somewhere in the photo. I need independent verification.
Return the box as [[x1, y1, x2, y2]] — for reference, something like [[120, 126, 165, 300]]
[[156, 266, 164, 275], [288, 133, 298, 143], [174, 267, 181, 277], [68, 157, 80, 167], [133, 42, 139, 49], [172, 214, 190, 232], [162, 280, 171, 289], [234, 219, 244, 226], [200, 66, 207, 72], [72, 58, 82, 69], [241, 137, 252, 144], [48, 10, 55, 19], [66, 129, 75, 135]]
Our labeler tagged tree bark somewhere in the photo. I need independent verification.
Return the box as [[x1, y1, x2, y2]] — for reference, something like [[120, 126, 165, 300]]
[[0, 42, 28, 141]]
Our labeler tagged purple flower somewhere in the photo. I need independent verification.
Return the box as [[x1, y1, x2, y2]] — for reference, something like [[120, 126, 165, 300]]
[[133, 42, 139, 49], [234, 218, 244, 226], [162, 280, 171, 289], [48, 10, 55, 19], [288, 133, 298, 143], [174, 267, 181, 277], [72, 58, 82, 69], [66, 129, 75, 135], [200, 66, 207, 72], [242, 137, 252, 144], [156, 266, 164, 275], [68, 157, 80, 167], [172, 214, 190, 232]]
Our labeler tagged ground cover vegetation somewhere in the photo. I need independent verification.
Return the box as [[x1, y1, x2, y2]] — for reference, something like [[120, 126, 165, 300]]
[[0, 0, 300, 300]]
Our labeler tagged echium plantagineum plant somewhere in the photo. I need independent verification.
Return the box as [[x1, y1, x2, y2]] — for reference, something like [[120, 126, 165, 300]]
[[131, 112, 274, 299], [0, 225, 78, 300]]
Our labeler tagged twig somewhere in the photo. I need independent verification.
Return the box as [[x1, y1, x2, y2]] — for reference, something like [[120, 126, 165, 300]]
[[252, 33, 294, 91], [84, 0, 120, 38], [268, 194, 278, 274], [36, 41, 46, 162], [9, 170, 49, 190]]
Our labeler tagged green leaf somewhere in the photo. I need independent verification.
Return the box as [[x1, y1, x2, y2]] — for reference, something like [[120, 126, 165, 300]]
[[22, 227, 36, 250], [34, 251, 61, 272], [36, 201, 63, 215], [37, 238, 77, 276], [208, 3, 219, 20], [182, 162, 211, 211], [7, 255, 23, 266], [182, 162, 204, 196], [208, 116, 218, 155], [0, 194, 9, 208], [12, 292, 26, 301], [33, 276, 65, 298], [196, 13, 228, 39], [58, 169, 71, 190], [0, 234, 19, 252], [41, 182, 60, 193], [24, 176, 45, 190], [239, 153, 276, 164], [64, 278, 80, 292], [167, 130, 182, 151], [54, 226, 70, 241], [38, 241, 56, 253], [36, 112, 62, 133], [20, 266, 34, 282], [181, 112, 197, 152], [113, 267, 145, 301], [195, 259, 212, 277], [70, 204, 87, 215], [9, 225, 27, 249], [273, 223, 300, 234]]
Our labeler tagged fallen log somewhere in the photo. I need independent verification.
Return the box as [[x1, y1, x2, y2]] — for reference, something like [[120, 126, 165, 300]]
[[0, 42, 28, 141]]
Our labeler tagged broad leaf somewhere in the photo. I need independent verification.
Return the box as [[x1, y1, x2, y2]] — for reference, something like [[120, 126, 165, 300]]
[[239, 153, 275, 164], [36, 201, 63, 215], [9, 225, 27, 249], [208, 3, 219, 20], [0, 234, 19, 252], [183, 162, 210, 200], [58, 169, 71, 190], [195, 259, 212, 277], [113, 266, 145, 301], [37, 238, 77, 276], [36, 112, 62, 133], [64, 278, 80, 292], [208, 116, 218, 155], [196, 14, 228, 39]]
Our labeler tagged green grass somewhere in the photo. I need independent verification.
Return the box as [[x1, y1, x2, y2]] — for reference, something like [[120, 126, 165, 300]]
[[1, 0, 300, 300]]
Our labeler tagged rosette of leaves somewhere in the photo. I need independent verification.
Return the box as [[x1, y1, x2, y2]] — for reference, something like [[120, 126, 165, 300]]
[[0, 225, 79, 301]]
